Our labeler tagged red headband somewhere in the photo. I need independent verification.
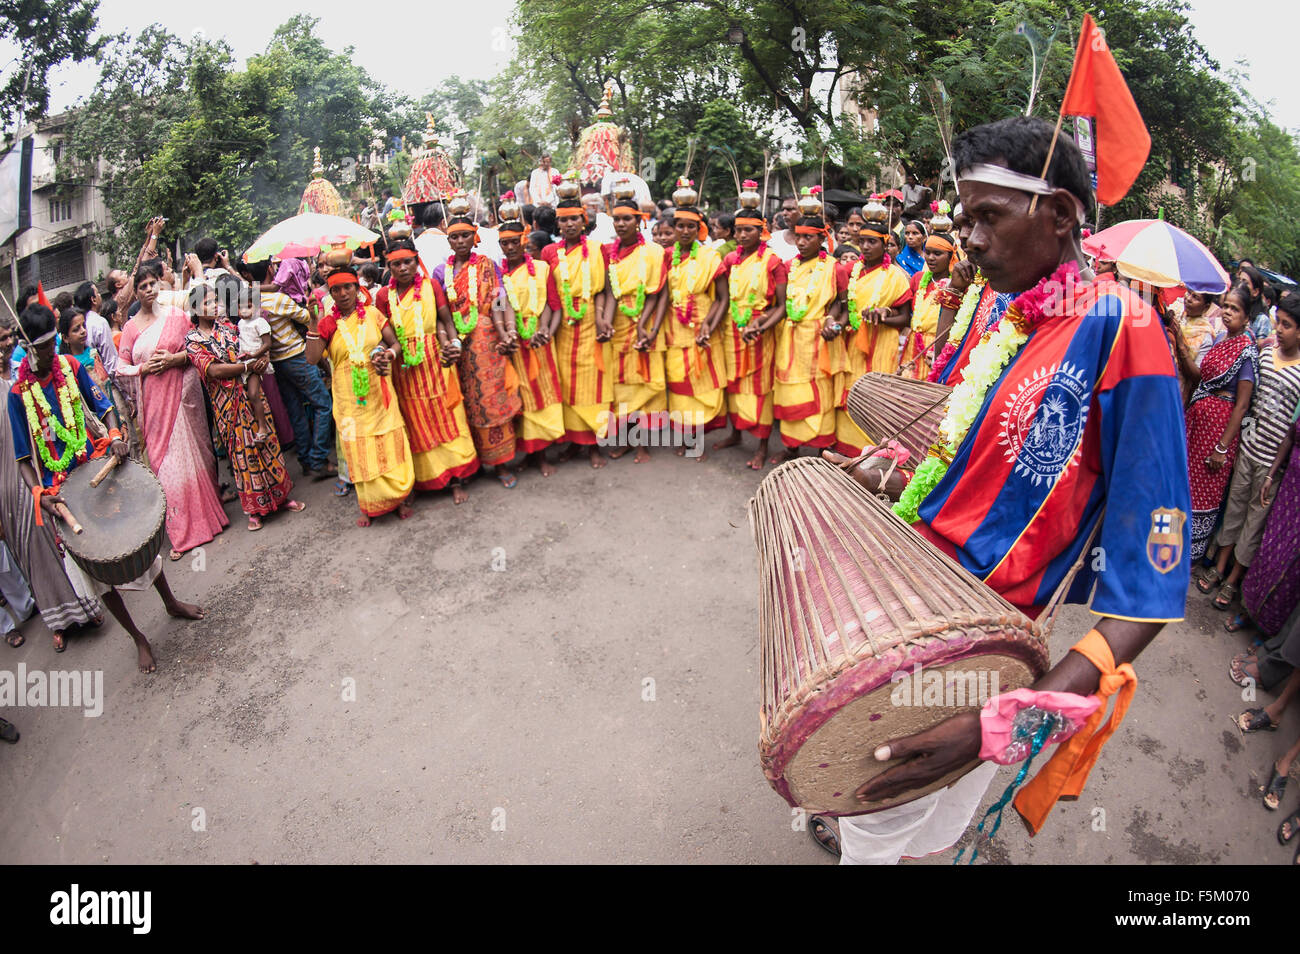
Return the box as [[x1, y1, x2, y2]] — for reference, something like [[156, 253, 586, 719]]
[[327, 271, 359, 289]]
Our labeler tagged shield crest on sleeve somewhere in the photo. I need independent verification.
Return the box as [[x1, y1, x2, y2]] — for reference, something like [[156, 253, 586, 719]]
[[1146, 507, 1186, 574]]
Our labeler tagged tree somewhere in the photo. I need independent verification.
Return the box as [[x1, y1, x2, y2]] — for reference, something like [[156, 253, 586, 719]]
[[0, 0, 102, 141]]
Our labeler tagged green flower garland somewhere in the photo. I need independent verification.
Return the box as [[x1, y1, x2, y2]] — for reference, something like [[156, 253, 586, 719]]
[[20, 356, 88, 474]]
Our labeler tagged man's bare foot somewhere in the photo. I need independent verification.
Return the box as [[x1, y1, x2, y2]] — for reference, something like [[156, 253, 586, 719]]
[[165, 600, 205, 621], [747, 449, 766, 470], [633, 446, 650, 463], [398, 499, 415, 519], [607, 446, 630, 459], [589, 447, 607, 469], [451, 483, 469, 504], [356, 515, 372, 527], [770, 448, 797, 465], [538, 457, 556, 477], [713, 430, 742, 450], [136, 640, 156, 674]]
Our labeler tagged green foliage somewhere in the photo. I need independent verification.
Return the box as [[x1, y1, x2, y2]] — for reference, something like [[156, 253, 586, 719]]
[[0, 0, 101, 138]]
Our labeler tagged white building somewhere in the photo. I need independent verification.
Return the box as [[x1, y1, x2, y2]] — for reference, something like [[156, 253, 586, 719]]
[[1, 110, 112, 307]]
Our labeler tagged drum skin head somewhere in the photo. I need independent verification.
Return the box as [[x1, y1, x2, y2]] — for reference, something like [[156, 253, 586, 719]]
[[60, 458, 166, 569], [777, 645, 1040, 816]]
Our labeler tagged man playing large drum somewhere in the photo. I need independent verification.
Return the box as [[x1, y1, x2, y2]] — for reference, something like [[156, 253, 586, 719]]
[[817, 116, 1191, 863], [9, 305, 204, 673]]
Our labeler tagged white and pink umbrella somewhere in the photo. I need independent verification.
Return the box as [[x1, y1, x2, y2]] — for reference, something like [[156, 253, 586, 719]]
[[243, 213, 379, 262], [1082, 219, 1230, 293]]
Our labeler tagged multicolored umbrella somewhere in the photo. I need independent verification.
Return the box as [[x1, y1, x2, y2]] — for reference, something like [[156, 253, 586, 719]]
[[243, 213, 378, 262], [1082, 219, 1229, 293]]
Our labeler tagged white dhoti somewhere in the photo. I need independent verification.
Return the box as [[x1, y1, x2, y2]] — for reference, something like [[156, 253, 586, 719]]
[[837, 761, 999, 865], [62, 552, 162, 600]]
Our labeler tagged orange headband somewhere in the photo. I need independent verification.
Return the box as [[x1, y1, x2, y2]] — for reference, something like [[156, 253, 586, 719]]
[[386, 248, 417, 262], [924, 237, 957, 254], [327, 271, 358, 289], [556, 208, 587, 222], [860, 224, 890, 239], [795, 225, 827, 236], [447, 222, 478, 236], [673, 209, 709, 241]]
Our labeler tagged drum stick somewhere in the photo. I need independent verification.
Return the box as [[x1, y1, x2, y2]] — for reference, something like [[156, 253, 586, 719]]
[[89, 455, 119, 488], [54, 502, 83, 535]]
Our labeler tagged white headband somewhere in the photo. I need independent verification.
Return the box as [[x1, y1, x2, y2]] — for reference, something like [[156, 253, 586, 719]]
[[958, 163, 1087, 224]]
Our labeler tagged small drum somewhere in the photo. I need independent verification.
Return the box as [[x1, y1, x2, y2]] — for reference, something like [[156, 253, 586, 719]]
[[60, 457, 167, 586], [846, 373, 951, 464], [749, 457, 1048, 816]]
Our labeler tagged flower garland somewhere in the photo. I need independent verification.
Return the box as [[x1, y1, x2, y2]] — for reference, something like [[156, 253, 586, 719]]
[[608, 245, 648, 319], [894, 261, 1079, 523], [728, 248, 768, 329], [928, 280, 984, 382], [555, 238, 592, 325], [19, 355, 88, 474], [785, 251, 830, 323], [445, 254, 481, 336], [845, 260, 865, 330], [332, 304, 373, 405], [670, 240, 702, 327], [504, 256, 545, 340], [388, 277, 426, 367]]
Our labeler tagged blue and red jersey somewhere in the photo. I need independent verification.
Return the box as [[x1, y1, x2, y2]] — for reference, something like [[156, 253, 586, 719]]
[[917, 279, 1191, 621]]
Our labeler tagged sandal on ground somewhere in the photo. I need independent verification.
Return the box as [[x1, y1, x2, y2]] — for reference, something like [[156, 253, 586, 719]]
[[1225, 612, 1253, 633], [169, 548, 184, 562], [285, 500, 306, 512], [52, 632, 66, 653], [1278, 809, 1300, 845], [1213, 582, 1239, 610], [809, 815, 841, 858], [497, 469, 518, 489], [5, 631, 23, 648], [1230, 652, 1259, 687], [1264, 764, 1289, 810], [1237, 708, 1280, 733], [246, 515, 263, 531], [1196, 565, 1224, 593], [333, 479, 351, 497], [0, 718, 17, 744]]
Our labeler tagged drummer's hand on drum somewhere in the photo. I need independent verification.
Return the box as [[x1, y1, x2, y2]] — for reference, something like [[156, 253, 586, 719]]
[[854, 711, 982, 803], [820, 449, 907, 501], [37, 489, 67, 518], [110, 436, 129, 459]]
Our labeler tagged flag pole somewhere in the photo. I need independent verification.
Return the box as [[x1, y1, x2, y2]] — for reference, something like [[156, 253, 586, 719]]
[[1027, 109, 1067, 216]]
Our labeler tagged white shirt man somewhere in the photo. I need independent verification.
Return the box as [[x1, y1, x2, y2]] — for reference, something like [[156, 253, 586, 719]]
[[529, 157, 558, 207]]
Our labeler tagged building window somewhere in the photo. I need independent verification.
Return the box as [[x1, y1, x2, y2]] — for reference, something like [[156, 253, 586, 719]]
[[48, 197, 72, 223], [52, 142, 62, 164]]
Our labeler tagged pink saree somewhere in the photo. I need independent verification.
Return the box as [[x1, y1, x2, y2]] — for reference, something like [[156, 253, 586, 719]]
[[116, 306, 228, 553]]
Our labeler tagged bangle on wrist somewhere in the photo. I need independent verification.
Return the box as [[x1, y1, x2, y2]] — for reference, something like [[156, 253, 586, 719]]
[[1214, 443, 1229, 454]]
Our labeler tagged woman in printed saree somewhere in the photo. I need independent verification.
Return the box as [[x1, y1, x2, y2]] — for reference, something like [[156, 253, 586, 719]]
[[184, 284, 305, 531], [304, 260, 414, 526], [377, 233, 479, 503], [602, 182, 666, 463], [652, 178, 726, 460], [115, 268, 228, 559], [540, 184, 611, 468], [432, 200, 523, 488], [713, 181, 787, 470], [1184, 283, 1259, 561], [499, 196, 564, 477]]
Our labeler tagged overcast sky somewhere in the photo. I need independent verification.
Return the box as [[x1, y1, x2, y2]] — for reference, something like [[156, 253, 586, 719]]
[[16, 0, 1299, 133]]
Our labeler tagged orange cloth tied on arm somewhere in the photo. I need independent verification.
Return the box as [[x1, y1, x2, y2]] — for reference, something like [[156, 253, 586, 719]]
[[1013, 628, 1137, 835]]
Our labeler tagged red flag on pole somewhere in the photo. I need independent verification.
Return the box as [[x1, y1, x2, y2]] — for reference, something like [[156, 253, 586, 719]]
[[1060, 14, 1150, 206], [35, 281, 50, 309]]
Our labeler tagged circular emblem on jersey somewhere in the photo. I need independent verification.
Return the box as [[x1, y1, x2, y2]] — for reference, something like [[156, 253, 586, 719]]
[[999, 362, 1091, 486]]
